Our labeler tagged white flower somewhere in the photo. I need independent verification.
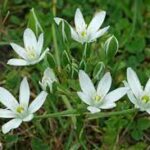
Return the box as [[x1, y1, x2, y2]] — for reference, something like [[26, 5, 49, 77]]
[[39, 67, 57, 92], [77, 70, 128, 113], [124, 67, 150, 114], [54, 8, 109, 44], [0, 77, 48, 134], [7, 28, 49, 66]]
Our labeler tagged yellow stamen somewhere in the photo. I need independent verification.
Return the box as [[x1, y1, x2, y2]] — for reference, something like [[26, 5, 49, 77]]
[[81, 31, 86, 37], [25, 47, 37, 59], [95, 95, 101, 102], [142, 95, 150, 103], [16, 106, 24, 113]]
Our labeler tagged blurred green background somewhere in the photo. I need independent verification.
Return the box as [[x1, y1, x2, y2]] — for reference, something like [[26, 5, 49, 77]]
[[0, 0, 150, 149]]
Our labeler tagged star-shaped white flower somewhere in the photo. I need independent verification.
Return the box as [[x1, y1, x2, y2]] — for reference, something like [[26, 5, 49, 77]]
[[7, 28, 49, 66], [39, 67, 57, 92], [124, 67, 150, 114], [54, 8, 109, 44], [77, 70, 128, 113], [0, 77, 48, 134]]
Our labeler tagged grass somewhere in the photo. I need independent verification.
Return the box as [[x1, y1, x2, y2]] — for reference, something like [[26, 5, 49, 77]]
[[0, 0, 150, 149]]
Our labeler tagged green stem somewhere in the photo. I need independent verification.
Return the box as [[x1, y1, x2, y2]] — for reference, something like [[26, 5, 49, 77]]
[[87, 108, 138, 120], [62, 95, 77, 129], [83, 43, 88, 59], [34, 109, 80, 119], [34, 108, 138, 120], [52, 0, 61, 72], [80, 43, 88, 69]]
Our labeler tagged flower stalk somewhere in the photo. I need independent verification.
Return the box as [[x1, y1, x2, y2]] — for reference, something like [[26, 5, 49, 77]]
[[34, 108, 138, 120], [83, 43, 88, 59], [52, 0, 61, 72]]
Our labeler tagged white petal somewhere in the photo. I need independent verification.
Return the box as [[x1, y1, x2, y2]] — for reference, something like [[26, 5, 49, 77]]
[[2, 119, 22, 134], [23, 114, 34, 122], [29, 91, 48, 113], [145, 78, 150, 93], [74, 8, 86, 33], [70, 27, 81, 43], [100, 102, 116, 109], [77, 92, 91, 105], [87, 106, 100, 113], [146, 109, 150, 114], [38, 48, 49, 62], [23, 28, 37, 50], [79, 70, 96, 96], [0, 109, 15, 118], [105, 87, 129, 103], [19, 77, 30, 108], [10, 43, 27, 59], [0, 87, 19, 110], [128, 90, 140, 108], [87, 11, 106, 34], [89, 26, 109, 42], [7, 58, 28, 66], [44, 67, 57, 82], [123, 81, 139, 108], [37, 33, 44, 55], [127, 68, 143, 98], [97, 72, 112, 97]]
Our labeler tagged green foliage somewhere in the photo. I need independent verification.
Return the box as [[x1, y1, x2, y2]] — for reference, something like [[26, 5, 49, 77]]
[[31, 137, 49, 150], [0, 0, 150, 149]]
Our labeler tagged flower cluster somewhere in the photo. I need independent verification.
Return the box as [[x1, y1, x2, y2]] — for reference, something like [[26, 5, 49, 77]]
[[0, 8, 149, 134]]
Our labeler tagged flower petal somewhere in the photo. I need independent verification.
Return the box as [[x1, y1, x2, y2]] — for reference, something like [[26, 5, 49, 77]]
[[74, 8, 86, 33], [38, 48, 49, 62], [89, 26, 109, 42], [0, 109, 15, 118], [87, 106, 100, 113], [23, 114, 34, 122], [97, 72, 112, 97], [23, 28, 37, 50], [79, 70, 96, 96], [87, 11, 106, 34], [70, 27, 81, 43], [146, 109, 150, 114], [2, 119, 22, 134], [19, 77, 30, 108], [105, 87, 129, 103], [10, 43, 27, 59], [0, 87, 19, 110], [100, 102, 116, 109], [127, 67, 143, 98], [145, 78, 150, 93], [29, 91, 48, 113], [7, 58, 28, 66], [77, 92, 91, 105], [123, 81, 139, 108], [44, 67, 57, 82], [37, 33, 44, 55]]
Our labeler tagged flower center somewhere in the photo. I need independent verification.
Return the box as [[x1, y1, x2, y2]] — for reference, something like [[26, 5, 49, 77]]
[[81, 31, 87, 37], [94, 95, 101, 102], [141, 95, 150, 103], [25, 47, 37, 60], [16, 106, 24, 113]]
